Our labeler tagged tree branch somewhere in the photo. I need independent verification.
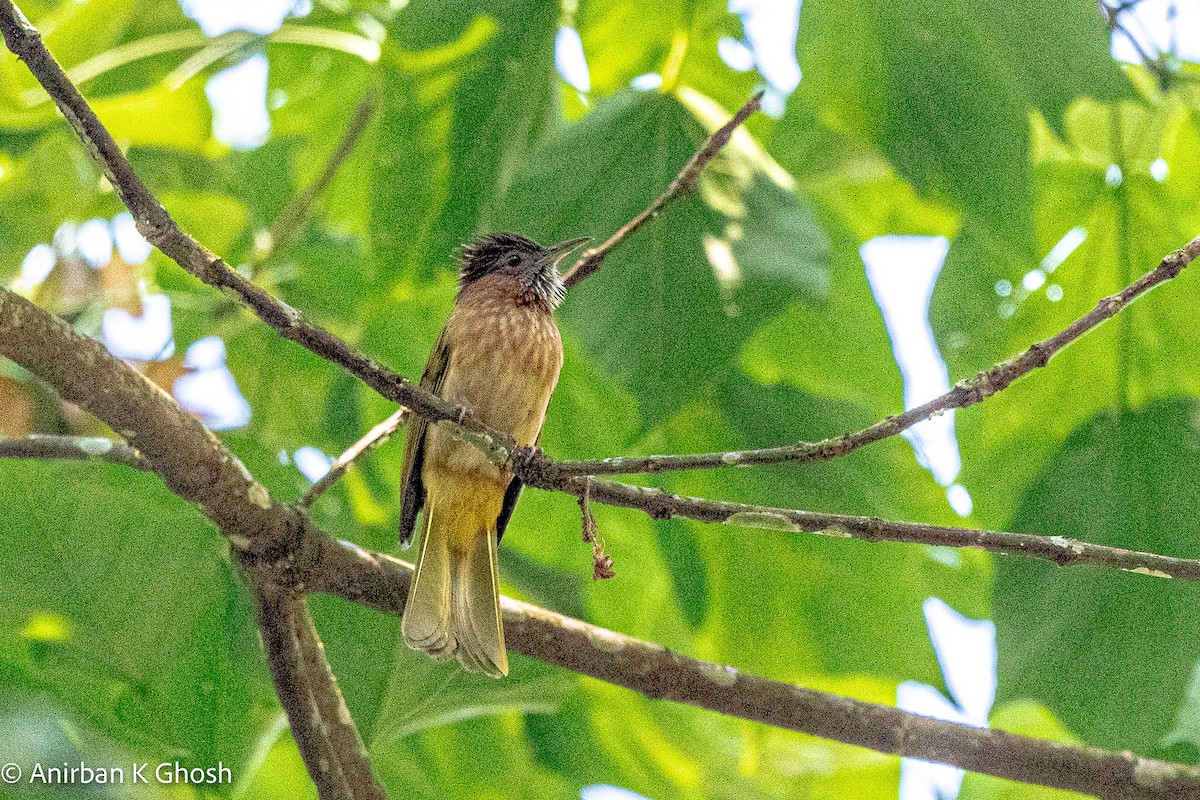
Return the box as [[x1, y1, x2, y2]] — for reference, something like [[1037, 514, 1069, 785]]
[[559, 91, 763, 289], [250, 580, 386, 800], [0, 434, 149, 470], [526, 472, 1200, 580], [5, 279, 1200, 798], [304, 541, 1200, 800], [301, 406, 408, 508], [0, 287, 305, 557], [545, 233, 1200, 477]]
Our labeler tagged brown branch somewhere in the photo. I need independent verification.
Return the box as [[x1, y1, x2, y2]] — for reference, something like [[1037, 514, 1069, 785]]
[[524, 473, 1200, 581], [0, 287, 304, 556], [5, 280, 1200, 799], [255, 85, 379, 265], [0, 434, 149, 470], [301, 406, 408, 508], [251, 580, 386, 800], [305, 541, 1200, 800], [559, 91, 763, 289], [546, 233, 1200, 477]]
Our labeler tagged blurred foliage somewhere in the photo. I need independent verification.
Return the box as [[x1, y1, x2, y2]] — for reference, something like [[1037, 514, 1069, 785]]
[[1, 0, 1199, 799]]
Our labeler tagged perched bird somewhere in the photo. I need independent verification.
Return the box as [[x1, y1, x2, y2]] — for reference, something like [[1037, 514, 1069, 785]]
[[399, 232, 588, 677]]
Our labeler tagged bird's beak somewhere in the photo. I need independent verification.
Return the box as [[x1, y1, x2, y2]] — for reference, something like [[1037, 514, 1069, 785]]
[[540, 236, 591, 266]]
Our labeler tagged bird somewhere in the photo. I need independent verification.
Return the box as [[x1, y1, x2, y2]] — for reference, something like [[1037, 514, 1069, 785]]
[[398, 232, 589, 677]]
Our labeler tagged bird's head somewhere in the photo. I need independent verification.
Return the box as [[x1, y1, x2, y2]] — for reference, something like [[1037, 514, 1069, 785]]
[[458, 233, 589, 308]]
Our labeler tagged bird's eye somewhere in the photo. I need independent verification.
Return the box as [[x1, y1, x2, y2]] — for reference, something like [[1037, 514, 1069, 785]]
[[506, 253, 522, 267]]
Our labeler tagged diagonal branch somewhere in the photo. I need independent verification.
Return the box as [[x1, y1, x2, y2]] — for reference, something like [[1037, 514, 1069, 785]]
[[546, 233, 1200, 477], [251, 580, 387, 800], [301, 406, 408, 508], [0, 0, 765, 488], [521, 472, 1200, 581], [0, 0, 521, 473], [306, 541, 1200, 800], [255, 85, 379, 266], [559, 91, 763, 289], [4, 280, 1200, 798]]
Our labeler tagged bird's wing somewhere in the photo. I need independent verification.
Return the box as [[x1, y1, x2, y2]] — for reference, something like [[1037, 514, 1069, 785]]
[[398, 328, 451, 548], [495, 476, 523, 543], [496, 426, 548, 542]]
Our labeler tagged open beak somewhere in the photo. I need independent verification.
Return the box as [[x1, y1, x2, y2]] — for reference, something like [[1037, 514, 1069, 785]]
[[539, 236, 591, 267]]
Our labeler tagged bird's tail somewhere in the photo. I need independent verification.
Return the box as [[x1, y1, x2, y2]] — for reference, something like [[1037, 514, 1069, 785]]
[[402, 497, 508, 677]]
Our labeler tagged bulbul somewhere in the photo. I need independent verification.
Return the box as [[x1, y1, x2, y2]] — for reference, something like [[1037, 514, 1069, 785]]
[[398, 232, 588, 677]]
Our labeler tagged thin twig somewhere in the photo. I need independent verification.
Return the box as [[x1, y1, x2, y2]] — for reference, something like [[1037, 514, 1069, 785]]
[[251, 581, 386, 800], [301, 406, 408, 508], [307, 541, 1200, 800], [577, 479, 615, 580], [255, 85, 379, 266], [560, 91, 763, 289], [517, 473, 1200, 582], [545, 234, 1200, 477], [0, 434, 150, 470]]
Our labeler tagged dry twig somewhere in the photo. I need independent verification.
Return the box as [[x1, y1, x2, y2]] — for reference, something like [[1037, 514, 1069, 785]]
[[559, 91, 763, 289], [301, 406, 408, 508], [546, 234, 1200, 477]]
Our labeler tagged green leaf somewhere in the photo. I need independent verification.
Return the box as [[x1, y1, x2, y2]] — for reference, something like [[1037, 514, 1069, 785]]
[[797, 0, 1133, 255], [931, 94, 1200, 528], [158, 189, 249, 254], [94, 81, 212, 150], [0, 462, 274, 775], [993, 399, 1200, 752], [0, 131, 101, 272], [740, 210, 901, 417], [577, 1, 757, 110], [373, 0, 559, 283]]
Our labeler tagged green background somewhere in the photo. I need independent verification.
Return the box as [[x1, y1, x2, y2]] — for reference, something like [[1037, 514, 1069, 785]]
[[2, 0, 1199, 797]]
